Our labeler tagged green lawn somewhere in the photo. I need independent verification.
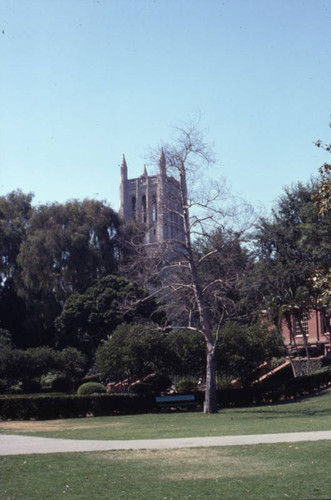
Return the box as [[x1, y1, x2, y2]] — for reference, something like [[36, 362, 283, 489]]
[[1, 442, 331, 499], [1, 390, 331, 499], [1, 389, 331, 440]]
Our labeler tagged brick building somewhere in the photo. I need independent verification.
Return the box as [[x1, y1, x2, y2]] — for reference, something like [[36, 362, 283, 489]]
[[281, 309, 330, 355]]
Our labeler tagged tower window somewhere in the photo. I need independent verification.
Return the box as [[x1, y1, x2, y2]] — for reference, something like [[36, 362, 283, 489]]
[[142, 195, 147, 223], [152, 194, 157, 221], [131, 196, 136, 219]]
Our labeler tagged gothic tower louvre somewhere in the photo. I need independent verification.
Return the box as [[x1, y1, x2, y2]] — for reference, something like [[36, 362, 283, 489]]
[[119, 149, 185, 244]]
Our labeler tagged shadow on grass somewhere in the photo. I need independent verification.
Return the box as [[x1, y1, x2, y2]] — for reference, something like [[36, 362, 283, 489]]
[[227, 389, 331, 418]]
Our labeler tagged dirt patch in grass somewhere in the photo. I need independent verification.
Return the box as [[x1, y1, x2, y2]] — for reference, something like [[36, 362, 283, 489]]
[[0, 420, 124, 432], [94, 448, 271, 479]]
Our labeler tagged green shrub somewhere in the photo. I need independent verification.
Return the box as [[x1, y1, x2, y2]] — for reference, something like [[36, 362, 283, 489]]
[[80, 373, 102, 384], [0, 379, 7, 394], [52, 376, 73, 393], [129, 382, 152, 395], [322, 356, 331, 367], [96, 323, 170, 382], [9, 383, 23, 394], [26, 347, 59, 377], [143, 373, 172, 393], [41, 371, 58, 389], [216, 378, 232, 390], [21, 379, 41, 393], [59, 348, 87, 380], [77, 382, 106, 396], [270, 357, 286, 370], [176, 379, 198, 393]]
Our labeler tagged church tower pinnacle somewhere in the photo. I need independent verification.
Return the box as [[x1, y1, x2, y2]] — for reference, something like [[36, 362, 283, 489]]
[[158, 147, 166, 176], [121, 154, 128, 181], [119, 154, 127, 218]]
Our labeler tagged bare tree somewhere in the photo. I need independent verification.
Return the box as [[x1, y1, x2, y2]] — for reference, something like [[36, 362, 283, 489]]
[[120, 122, 253, 413]]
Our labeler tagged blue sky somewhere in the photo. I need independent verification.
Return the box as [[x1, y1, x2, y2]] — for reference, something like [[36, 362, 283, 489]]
[[1, 0, 330, 214]]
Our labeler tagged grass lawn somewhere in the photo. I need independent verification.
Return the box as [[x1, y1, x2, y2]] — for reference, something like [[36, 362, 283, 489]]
[[0, 389, 331, 440], [1, 390, 331, 499], [1, 442, 331, 499]]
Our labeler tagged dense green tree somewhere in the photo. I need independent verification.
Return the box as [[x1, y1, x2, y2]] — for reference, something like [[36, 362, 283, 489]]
[[0, 190, 33, 282], [24, 346, 59, 378], [252, 181, 331, 372], [0, 279, 27, 347], [0, 348, 25, 389], [0, 329, 12, 349], [18, 199, 119, 300], [96, 323, 169, 381], [96, 321, 283, 387], [0, 344, 87, 393], [59, 347, 88, 380], [314, 121, 330, 216], [55, 274, 164, 356], [217, 323, 284, 386], [312, 127, 331, 314], [0, 191, 33, 345], [14, 199, 120, 345], [313, 163, 331, 216], [165, 329, 205, 378], [0, 346, 58, 391]]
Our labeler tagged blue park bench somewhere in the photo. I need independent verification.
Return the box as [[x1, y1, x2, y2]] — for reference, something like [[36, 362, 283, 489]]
[[155, 394, 198, 410]]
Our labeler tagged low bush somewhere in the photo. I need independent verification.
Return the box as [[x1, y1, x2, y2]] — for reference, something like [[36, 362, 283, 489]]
[[21, 379, 41, 394], [129, 382, 151, 395], [51, 376, 74, 393], [143, 373, 172, 393], [270, 357, 286, 370], [77, 382, 106, 396], [216, 378, 232, 390], [0, 379, 7, 394], [79, 373, 102, 384], [322, 356, 331, 367], [9, 383, 23, 395], [176, 379, 198, 393]]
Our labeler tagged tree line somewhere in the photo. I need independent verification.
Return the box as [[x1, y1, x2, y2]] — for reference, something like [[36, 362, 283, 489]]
[[0, 123, 330, 411]]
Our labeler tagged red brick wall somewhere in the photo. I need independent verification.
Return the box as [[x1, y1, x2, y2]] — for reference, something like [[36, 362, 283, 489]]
[[281, 310, 329, 348]]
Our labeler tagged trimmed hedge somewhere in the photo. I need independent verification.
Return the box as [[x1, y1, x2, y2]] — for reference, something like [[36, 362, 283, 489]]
[[217, 367, 331, 407], [1, 368, 330, 420], [0, 393, 155, 421]]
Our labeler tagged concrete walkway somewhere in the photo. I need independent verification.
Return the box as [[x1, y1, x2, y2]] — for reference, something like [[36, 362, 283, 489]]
[[1, 431, 331, 456]]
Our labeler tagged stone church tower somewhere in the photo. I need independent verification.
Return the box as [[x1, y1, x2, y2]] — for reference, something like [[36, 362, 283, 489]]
[[119, 150, 185, 244]]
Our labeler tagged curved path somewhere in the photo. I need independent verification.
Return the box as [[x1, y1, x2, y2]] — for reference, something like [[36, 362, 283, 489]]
[[1, 430, 331, 456]]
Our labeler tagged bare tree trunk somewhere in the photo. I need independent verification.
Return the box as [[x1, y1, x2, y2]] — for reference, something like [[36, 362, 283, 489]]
[[188, 249, 218, 413], [179, 163, 218, 413], [205, 340, 218, 413]]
